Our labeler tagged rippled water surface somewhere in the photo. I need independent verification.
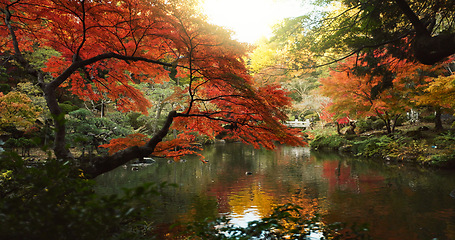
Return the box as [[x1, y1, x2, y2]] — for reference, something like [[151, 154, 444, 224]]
[[96, 143, 455, 239]]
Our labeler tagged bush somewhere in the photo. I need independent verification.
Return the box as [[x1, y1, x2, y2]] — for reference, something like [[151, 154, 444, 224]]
[[352, 135, 391, 158], [356, 118, 374, 133], [356, 117, 389, 133], [310, 134, 349, 150], [352, 135, 427, 162], [394, 116, 405, 126], [433, 131, 455, 149], [0, 153, 165, 240], [421, 115, 435, 123], [428, 152, 455, 168], [58, 101, 79, 114], [304, 112, 320, 121], [371, 119, 385, 130]]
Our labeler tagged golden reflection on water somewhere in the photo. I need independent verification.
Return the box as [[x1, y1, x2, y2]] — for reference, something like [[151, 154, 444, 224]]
[[227, 184, 274, 226]]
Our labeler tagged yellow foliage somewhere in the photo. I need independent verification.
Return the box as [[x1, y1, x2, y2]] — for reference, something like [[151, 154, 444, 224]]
[[1, 170, 12, 181], [0, 91, 42, 134], [416, 74, 455, 108]]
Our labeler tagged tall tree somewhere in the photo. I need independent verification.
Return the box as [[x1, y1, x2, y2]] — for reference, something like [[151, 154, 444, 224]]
[[0, 0, 305, 177], [415, 73, 455, 130], [274, 0, 455, 67], [320, 54, 412, 133]]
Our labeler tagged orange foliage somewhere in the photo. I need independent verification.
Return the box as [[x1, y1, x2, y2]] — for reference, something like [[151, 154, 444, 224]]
[[320, 52, 447, 123], [154, 134, 204, 161], [100, 132, 204, 161], [1, 0, 306, 160], [99, 133, 148, 155]]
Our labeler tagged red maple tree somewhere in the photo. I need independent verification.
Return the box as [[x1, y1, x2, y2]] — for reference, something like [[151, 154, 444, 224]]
[[319, 51, 438, 133], [0, 0, 305, 177]]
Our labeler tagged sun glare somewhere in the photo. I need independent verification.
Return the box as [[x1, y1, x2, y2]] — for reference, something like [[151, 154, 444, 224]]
[[202, 0, 311, 44]]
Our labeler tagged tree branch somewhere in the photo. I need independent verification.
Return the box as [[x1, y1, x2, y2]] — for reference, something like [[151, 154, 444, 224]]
[[83, 110, 179, 178], [393, 0, 430, 36]]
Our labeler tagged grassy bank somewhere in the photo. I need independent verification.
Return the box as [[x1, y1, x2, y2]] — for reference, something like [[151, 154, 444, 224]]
[[307, 122, 455, 169]]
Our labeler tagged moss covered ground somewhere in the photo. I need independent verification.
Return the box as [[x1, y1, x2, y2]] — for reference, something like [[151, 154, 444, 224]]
[[306, 122, 455, 169]]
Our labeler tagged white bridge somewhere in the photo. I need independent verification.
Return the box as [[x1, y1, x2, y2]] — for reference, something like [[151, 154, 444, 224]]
[[285, 119, 311, 128]]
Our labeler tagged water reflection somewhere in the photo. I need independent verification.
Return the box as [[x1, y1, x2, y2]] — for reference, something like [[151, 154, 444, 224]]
[[96, 143, 455, 239]]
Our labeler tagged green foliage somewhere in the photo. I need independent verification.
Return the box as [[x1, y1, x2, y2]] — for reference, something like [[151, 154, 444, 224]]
[[3, 137, 38, 156], [0, 153, 166, 240], [353, 135, 400, 158], [25, 47, 60, 69], [0, 65, 9, 82], [356, 119, 373, 133], [352, 135, 428, 162], [0, 83, 11, 93], [421, 114, 435, 123], [427, 152, 455, 168], [371, 119, 385, 130], [59, 101, 79, 114], [16, 82, 47, 109], [434, 131, 455, 149], [66, 109, 133, 156], [356, 117, 388, 133], [66, 108, 132, 156], [310, 134, 349, 150], [0, 91, 42, 134]]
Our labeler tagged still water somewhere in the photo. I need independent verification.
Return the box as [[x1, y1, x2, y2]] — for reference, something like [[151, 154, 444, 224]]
[[96, 143, 455, 239]]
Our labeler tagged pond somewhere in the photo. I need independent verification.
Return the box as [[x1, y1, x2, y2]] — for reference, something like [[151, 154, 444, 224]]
[[95, 142, 455, 239]]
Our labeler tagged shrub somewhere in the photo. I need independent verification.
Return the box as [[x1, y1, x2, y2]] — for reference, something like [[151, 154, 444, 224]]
[[421, 115, 435, 123], [356, 118, 374, 133], [428, 152, 455, 168], [0, 153, 165, 240], [310, 134, 349, 150], [371, 119, 385, 130], [433, 131, 455, 149], [353, 135, 427, 162], [58, 101, 79, 114]]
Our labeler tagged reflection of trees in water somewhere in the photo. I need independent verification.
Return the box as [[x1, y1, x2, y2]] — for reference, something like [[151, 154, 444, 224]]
[[96, 143, 455, 239], [207, 144, 320, 228]]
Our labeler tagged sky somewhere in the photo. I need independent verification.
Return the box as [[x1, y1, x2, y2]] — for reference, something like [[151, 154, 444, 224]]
[[202, 0, 312, 44]]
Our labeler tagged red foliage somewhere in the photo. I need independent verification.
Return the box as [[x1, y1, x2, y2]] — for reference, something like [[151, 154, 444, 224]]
[[99, 133, 148, 155], [1, 0, 306, 161]]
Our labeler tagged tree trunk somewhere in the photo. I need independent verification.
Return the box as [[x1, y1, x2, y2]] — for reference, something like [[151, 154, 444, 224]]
[[384, 119, 392, 134], [336, 122, 342, 135], [391, 114, 401, 133], [434, 108, 443, 131], [43, 84, 74, 160]]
